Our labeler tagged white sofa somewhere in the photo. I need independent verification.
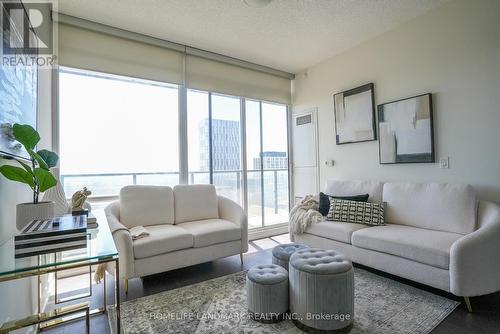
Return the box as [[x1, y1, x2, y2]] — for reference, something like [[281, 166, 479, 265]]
[[292, 180, 500, 311], [105, 184, 248, 291]]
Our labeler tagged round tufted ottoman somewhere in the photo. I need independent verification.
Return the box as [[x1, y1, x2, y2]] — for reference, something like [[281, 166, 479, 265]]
[[272, 243, 309, 271], [246, 264, 289, 322], [289, 248, 354, 332]]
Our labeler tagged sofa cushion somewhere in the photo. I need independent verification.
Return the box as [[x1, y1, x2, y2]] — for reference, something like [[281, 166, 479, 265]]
[[318, 192, 369, 216], [304, 221, 370, 244], [326, 199, 385, 226], [351, 224, 463, 269], [324, 180, 384, 203], [174, 184, 219, 224], [177, 219, 241, 248], [383, 183, 477, 234], [133, 225, 193, 259], [120, 185, 174, 228]]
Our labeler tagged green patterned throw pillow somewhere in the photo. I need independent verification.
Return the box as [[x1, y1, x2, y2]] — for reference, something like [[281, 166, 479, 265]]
[[326, 199, 385, 226]]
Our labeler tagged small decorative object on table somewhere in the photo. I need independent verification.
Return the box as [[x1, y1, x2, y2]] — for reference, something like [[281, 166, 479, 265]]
[[0, 124, 59, 230], [14, 215, 88, 258], [71, 187, 92, 216], [86, 212, 98, 229]]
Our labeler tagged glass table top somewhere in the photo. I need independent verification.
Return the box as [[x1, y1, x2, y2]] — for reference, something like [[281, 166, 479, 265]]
[[0, 219, 118, 278]]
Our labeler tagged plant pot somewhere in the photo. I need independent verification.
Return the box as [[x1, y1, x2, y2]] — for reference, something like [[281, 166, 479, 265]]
[[16, 201, 55, 230]]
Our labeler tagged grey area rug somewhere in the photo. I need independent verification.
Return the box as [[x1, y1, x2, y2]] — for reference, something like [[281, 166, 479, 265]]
[[108, 268, 459, 334]]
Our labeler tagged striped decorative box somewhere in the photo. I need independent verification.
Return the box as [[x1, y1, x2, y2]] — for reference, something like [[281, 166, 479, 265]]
[[15, 215, 88, 258]]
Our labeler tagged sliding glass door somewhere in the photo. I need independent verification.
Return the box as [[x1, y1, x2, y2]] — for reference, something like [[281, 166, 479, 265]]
[[245, 100, 290, 228], [245, 100, 264, 228], [262, 102, 289, 226], [187, 91, 289, 228]]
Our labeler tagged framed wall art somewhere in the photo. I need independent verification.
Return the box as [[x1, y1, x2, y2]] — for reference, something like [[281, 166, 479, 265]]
[[378, 93, 434, 164], [0, 1, 38, 160], [333, 83, 376, 145]]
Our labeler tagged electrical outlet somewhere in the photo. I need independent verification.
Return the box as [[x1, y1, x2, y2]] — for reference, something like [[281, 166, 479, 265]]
[[439, 157, 449, 169], [325, 160, 335, 167]]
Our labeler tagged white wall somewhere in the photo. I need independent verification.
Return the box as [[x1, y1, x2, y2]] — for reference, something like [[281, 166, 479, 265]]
[[292, 0, 500, 203], [0, 68, 53, 332]]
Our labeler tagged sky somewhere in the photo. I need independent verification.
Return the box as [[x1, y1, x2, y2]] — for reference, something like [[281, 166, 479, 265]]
[[59, 68, 288, 176]]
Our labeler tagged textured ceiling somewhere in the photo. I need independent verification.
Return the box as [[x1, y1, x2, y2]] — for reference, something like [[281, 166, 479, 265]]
[[57, 0, 449, 74]]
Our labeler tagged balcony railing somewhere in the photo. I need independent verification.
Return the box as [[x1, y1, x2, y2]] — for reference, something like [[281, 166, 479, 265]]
[[60, 169, 289, 214]]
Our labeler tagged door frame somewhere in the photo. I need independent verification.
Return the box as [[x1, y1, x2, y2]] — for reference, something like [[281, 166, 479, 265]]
[[291, 108, 320, 202]]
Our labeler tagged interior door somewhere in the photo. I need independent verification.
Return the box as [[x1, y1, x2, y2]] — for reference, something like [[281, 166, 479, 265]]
[[292, 109, 319, 203]]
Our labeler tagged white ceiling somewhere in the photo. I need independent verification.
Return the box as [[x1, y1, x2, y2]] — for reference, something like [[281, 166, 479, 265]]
[[57, 0, 449, 74]]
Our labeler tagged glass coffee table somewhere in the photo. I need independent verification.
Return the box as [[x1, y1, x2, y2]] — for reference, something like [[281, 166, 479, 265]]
[[0, 220, 120, 333]]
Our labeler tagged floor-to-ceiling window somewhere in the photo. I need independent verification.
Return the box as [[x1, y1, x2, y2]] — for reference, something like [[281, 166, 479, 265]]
[[211, 94, 243, 204], [187, 90, 243, 204], [187, 90, 210, 185], [59, 67, 180, 197], [59, 68, 288, 229]]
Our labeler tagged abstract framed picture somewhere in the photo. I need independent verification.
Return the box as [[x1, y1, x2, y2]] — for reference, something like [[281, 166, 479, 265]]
[[378, 93, 434, 164], [333, 83, 376, 145], [0, 0, 38, 160]]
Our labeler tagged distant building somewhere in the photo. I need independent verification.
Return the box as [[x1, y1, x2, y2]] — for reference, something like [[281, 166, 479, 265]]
[[253, 151, 288, 170], [199, 118, 241, 171]]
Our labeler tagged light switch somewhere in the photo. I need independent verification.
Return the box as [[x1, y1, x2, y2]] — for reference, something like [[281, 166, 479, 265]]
[[439, 157, 449, 169]]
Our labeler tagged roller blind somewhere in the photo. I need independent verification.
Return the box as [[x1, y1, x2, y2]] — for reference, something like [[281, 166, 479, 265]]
[[186, 55, 291, 104], [58, 24, 291, 104], [58, 24, 184, 84]]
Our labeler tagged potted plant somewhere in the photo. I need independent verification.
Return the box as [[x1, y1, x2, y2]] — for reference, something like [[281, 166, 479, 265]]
[[0, 124, 59, 229]]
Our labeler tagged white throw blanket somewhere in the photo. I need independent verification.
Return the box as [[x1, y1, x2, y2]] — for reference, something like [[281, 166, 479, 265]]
[[289, 195, 325, 235]]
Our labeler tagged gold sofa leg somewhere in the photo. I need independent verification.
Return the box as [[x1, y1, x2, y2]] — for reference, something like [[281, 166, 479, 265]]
[[124, 278, 129, 295], [464, 296, 472, 313]]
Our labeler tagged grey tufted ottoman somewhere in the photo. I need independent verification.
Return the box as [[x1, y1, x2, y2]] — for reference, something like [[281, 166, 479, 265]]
[[272, 243, 309, 271], [289, 248, 354, 332], [246, 264, 289, 322]]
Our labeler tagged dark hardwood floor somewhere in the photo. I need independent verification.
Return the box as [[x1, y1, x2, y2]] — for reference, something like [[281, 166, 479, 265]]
[[43, 237, 500, 334]]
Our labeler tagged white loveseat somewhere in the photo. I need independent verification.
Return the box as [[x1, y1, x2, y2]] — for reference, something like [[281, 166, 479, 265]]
[[105, 184, 248, 291], [292, 180, 500, 310]]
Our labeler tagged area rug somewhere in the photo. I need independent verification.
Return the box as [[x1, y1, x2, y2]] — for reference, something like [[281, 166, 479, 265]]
[[108, 268, 459, 334]]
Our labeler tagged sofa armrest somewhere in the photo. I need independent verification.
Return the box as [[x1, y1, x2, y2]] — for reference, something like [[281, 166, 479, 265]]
[[105, 201, 135, 279], [218, 195, 248, 252], [450, 200, 500, 296]]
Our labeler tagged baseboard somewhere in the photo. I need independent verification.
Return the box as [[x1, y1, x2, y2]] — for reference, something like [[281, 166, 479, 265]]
[[248, 224, 288, 241]]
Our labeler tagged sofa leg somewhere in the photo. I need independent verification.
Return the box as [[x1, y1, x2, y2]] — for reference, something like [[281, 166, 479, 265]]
[[464, 296, 472, 313], [240, 253, 244, 266], [124, 278, 129, 295]]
